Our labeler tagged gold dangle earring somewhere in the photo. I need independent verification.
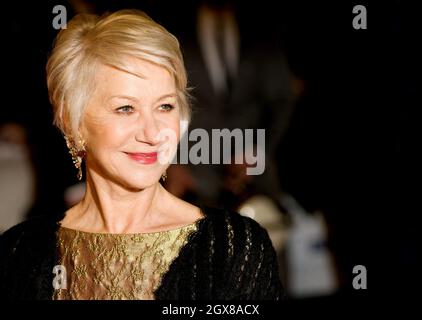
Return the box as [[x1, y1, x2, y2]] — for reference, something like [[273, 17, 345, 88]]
[[161, 170, 167, 182], [64, 135, 87, 181]]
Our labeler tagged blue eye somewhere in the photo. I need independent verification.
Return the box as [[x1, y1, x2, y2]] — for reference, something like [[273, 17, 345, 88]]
[[116, 105, 134, 114], [159, 104, 175, 112]]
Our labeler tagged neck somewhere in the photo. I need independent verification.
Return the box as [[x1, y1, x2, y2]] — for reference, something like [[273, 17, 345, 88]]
[[69, 167, 166, 234]]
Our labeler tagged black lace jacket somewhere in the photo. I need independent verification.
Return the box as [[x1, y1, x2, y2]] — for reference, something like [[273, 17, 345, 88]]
[[0, 204, 284, 300]]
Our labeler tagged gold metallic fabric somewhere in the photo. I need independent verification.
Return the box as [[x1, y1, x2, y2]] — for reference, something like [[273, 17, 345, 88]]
[[53, 222, 199, 300]]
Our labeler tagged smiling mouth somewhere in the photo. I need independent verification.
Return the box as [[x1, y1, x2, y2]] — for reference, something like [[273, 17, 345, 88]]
[[125, 152, 158, 164]]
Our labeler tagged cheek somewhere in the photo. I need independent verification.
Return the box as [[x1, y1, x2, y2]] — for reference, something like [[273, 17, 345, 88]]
[[161, 112, 181, 140], [85, 118, 132, 151], [159, 120, 180, 148]]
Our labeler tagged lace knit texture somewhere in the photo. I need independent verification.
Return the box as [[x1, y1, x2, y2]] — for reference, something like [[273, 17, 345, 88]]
[[53, 224, 198, 300], [0, 205, 284, 300]]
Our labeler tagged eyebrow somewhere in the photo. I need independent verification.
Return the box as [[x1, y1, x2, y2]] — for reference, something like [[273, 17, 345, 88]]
[[109, 93, 177, 104]]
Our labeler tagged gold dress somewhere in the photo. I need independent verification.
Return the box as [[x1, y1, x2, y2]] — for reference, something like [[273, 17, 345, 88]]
[[52, 221, 200, 300]]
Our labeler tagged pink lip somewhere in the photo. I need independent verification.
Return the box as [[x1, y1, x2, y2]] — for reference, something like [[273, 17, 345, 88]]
[[126, 152, 158, 164]]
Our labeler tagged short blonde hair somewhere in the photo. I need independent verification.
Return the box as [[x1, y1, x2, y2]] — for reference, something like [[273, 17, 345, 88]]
[[46, 9, 190, 146]]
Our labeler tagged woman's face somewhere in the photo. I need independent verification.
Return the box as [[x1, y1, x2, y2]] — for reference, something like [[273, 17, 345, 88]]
[[81, 58, 180, 190]]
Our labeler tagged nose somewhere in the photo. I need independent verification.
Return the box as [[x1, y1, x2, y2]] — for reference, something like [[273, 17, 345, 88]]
[[135, 112, 161, 146]]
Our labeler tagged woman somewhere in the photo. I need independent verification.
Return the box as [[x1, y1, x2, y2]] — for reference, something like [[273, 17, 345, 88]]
[[0, 9, 283, 300]]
